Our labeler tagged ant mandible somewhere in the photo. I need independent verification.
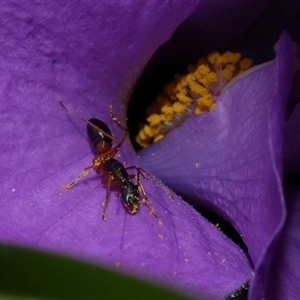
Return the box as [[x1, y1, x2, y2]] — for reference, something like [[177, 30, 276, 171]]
[[59, 99, 173, 221]]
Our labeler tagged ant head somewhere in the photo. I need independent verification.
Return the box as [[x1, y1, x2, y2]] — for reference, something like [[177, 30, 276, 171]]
[[87, 118, 113, 154], [121, 182, 140, 214]]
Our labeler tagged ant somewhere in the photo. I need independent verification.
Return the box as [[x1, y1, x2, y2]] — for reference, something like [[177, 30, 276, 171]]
[[59, 99, 173, 221]]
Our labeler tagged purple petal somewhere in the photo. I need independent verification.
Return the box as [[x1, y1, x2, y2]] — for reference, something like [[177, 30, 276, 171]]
[[264, 186, 300, 299], [140, 31, 294, 295], [0, 2, 252, 298]]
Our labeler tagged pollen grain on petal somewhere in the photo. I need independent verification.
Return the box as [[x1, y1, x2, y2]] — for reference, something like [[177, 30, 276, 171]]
[[136, 51, 253, 148]]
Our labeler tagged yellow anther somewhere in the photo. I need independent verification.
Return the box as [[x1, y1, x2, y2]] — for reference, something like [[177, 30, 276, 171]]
[[137, 126, 148, 140], [207, 51, 223, 66], [195, 94, 215, 115], [197, 71, 217, 86], [153, 134, 164, 143], [147, 114, 162, 126], [176, 92, 193, 105], [194, 64, 211, 77], [161, 105, 174, 115], [187, 79, 209, 96], [144, 124, 160, 136], [136, 50, 253, 148], [240, 58, 253, 70], [136, 135, 150, 148], [172, 102, 187, 114], [222, 68, 234, 81], [223, 51, 241, 64]]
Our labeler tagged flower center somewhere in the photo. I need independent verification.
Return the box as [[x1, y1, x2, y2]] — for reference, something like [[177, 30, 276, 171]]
[[135, 51, 253, 148]]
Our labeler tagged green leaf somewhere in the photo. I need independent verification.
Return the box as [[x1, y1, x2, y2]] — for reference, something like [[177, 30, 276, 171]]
[[0, 244, 188, 299]]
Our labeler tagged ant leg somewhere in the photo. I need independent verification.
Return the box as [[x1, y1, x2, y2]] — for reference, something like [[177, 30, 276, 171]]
[[126, 166, 174, 200], [63, 156, 106, 190], [95, 105, 129, 159], [101, 175, 112, 221], [101, 129, 128, 159], [128, 171, 160, 220], [63, 161, 96, 190], [109, 105, 128, 132]]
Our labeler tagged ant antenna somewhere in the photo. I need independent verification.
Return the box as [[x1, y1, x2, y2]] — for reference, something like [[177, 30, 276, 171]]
[[59, 99, 119, 143]]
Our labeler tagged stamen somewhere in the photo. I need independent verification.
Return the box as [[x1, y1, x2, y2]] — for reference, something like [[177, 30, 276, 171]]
[[136, 51, 253, 148]]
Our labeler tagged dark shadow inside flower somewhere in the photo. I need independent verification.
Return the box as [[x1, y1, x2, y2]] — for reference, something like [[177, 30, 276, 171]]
[[194, 201, 248, 251]]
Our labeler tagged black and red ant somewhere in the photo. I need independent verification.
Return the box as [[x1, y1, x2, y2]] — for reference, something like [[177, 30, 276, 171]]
[[59, 99, 173, 221]]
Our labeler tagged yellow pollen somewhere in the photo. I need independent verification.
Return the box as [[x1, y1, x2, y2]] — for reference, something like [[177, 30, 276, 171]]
[[129, 203, 139, 214], [136, 51, 253, 148]]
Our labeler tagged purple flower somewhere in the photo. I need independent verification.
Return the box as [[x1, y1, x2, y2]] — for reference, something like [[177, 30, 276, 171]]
[[0, 1, 298, 299]]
